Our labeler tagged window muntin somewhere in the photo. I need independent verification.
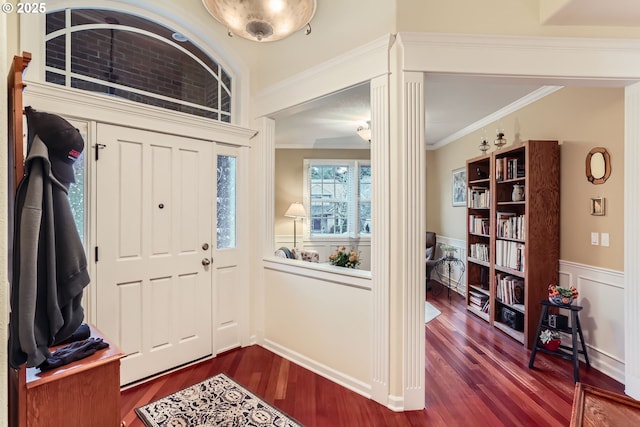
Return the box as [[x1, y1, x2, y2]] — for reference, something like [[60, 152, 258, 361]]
[[358, 165, 371, 234], [304, 160, 371, 238], [45, 8, 232, 122]]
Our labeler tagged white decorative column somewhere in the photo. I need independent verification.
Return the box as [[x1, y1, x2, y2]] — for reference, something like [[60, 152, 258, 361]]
[[624, 83, 640, 399], [258, 117, 276, 257], [398, 71, 426, 410], [370, 74, 390, 405], [253, 117, 275, 344]]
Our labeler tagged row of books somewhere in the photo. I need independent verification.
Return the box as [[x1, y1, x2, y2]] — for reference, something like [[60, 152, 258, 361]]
[[496, 211, 526, 240], [469, 290, 489, 312], [468, 186, 490, 208], [469, 243, 489, 262], [495, 273, 524, 305], [495, 240, 525, 272], [496, 156, 525, 181], [469, 215, 489, 235]]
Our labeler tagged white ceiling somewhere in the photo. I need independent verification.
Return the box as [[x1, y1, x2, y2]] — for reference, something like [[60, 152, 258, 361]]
[[541, 0, 640, 27], [272, 0, 640, 150], [272, 75, 562, 150]]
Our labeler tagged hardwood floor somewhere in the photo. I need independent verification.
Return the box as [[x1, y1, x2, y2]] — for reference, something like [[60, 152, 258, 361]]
[[120, 281, 624, 426]]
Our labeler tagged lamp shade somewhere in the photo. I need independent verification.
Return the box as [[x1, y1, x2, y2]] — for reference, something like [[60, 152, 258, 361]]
[[284, 202, 306, 219], [202, 0, 317, 42]]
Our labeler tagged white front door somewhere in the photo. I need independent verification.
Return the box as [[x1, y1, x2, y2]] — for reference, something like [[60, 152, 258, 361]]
[[95, 124, 213, 385], [212, 145, 248, 353]]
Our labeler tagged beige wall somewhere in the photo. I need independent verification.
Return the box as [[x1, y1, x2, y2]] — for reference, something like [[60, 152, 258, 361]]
[[397, 0, 640, 38], [274, 149, 370, 237], [427, 86, 624, 271]]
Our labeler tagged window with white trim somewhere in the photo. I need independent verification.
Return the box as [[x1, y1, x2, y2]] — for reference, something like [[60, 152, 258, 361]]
[[303, 159, 371, 238], [45, 8, 232, 122]]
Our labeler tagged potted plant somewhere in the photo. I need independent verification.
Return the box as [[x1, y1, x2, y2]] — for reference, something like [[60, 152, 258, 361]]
[[440, 245, 458, 259], [540, 329, 562, 351]]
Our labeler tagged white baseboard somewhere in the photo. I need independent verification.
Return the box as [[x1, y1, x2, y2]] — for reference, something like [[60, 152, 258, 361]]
[[261, 338, 372, 399], [387, 394, 405, 412], [626, 374, 640, 400]]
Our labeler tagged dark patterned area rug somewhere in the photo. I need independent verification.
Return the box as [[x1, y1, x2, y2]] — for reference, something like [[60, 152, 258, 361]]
[[135, 373, 303, 427]]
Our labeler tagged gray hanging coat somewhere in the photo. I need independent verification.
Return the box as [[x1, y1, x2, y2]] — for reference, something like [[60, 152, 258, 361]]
[[9, 109, 89, 369]]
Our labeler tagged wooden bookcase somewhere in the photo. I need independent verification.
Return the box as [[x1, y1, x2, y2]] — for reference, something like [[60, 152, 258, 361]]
[[466, 140, 560, 348]]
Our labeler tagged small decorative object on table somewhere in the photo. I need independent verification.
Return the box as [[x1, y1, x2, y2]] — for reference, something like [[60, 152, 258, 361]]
[[548, 283, 578, 305], [540, 329, 562, 351], [328, 246, 361, 269], [440, 244, 458, 259]]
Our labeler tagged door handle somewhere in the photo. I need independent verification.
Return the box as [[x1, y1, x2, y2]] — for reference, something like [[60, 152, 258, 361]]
[[202, 258, 211, 266]]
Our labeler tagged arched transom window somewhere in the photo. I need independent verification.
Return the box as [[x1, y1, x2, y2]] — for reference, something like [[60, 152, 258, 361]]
[[45, 8, 232, 122]]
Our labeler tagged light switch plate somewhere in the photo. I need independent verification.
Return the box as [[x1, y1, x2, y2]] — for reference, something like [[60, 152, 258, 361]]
[[591, 232, 599, 245], [601, 232, 610, 247]]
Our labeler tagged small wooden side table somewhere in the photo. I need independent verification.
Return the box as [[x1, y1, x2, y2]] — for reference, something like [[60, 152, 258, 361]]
[[528, 300, 590, 383]]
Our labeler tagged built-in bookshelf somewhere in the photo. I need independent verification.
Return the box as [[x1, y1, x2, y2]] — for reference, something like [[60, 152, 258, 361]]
[[465, 140, 560, 348]]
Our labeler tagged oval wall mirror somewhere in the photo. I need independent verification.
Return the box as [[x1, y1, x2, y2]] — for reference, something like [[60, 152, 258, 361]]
[[586, 147, 611, 184]]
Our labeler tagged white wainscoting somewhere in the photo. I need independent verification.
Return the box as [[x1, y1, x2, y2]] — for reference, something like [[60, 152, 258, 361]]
[[275, 236, 372, 271], [558, 260, 625, 383]]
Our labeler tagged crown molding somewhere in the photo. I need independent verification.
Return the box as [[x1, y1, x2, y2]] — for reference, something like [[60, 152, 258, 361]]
[[428, 85, 563, 150], [253, 34, 394, 118]]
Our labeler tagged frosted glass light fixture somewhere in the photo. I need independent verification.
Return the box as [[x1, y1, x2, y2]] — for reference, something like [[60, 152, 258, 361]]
[[202, 0, 317, 42], [357, 121, 371, 142]]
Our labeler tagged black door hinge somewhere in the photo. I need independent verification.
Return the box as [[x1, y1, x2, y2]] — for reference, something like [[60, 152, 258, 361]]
[[94, 246, 99, 262], [95, 144, 106, 160]]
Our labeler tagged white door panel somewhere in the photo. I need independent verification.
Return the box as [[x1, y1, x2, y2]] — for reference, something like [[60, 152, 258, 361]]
[[95, 124, 213, 385], [213, 146, 247, 353]]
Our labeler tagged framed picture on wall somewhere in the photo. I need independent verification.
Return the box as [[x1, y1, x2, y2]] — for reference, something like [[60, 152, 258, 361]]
[[452, 167, 467, 207], [590, 196, 605, 216]]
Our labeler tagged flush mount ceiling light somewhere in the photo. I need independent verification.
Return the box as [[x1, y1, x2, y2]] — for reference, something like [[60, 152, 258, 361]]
[[202, 0, 317, 42], [357, 121, 371, 142]]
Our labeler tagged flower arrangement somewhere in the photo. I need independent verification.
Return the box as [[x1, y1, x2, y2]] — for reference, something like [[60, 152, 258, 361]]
[[548, 284, 578, 305], [328, 246, 361, 269], [540, 329, 562, 350]]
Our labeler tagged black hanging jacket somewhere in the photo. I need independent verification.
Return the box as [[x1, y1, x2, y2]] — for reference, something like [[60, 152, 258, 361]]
[[9, 120, 89, 369]]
